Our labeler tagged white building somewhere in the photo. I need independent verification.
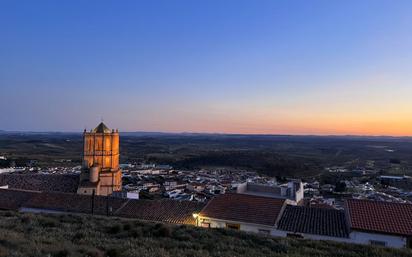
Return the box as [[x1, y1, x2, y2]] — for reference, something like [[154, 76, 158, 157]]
[[197, 193, 287, 236], [346, 199, 412, 248], [236, 180, 303, 204]]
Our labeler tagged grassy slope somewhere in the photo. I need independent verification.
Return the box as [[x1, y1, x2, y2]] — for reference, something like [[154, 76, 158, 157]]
[[0, 211, 411, 257]]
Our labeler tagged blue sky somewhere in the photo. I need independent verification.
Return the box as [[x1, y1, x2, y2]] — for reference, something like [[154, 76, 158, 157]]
[[1, 0, 411, 135]]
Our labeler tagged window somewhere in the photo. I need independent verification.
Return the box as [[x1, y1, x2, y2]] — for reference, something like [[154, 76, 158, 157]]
[[226, 223, 240, 230], [370, 240, 387, 247], [258, 229, 270, 235], [287, 233, 304, 239], [201, 222, 211, 228]]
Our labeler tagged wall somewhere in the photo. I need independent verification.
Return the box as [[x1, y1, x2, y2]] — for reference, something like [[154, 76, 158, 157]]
[[350, 231, 407, 249], [20, 207, 65, 214], [198, 216, 275, 235], [198, 216, 408, 249]]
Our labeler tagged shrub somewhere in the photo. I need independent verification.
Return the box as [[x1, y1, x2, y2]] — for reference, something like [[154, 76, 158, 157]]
[[52, 249, 70, 257], [84, 248, 104, 257], [128, 228, 143, 238], [2, 211, 14, 217], [106, 248, 121, 257], [72, 232, 84, 242], [38, 217, 57, 228], [122, 223, 131, 231], [20, 215, 31, 224], [107, 224, 122, 234], [153, 223, 171, 237]]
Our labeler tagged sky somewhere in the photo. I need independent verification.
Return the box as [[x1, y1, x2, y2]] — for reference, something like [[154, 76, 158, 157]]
[[1, 0, 412, 136]]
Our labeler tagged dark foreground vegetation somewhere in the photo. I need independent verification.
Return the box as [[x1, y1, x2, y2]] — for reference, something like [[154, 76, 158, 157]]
[[0, 211, 411, 257]]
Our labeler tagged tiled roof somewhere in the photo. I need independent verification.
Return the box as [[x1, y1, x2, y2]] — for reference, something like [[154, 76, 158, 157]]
[[346, 199, 412, 236], [0, 174, 79, 193], [277, 205, 349, 238], [116, 199, 205, 225], [0, 188, 204, 226], [23, 191, 128, 216], [199, 193, 285, 226], [0, 189, 39, 210]]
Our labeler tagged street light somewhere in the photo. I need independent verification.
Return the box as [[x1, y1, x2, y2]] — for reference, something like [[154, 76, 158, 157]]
[[192, 213, 199, 226]]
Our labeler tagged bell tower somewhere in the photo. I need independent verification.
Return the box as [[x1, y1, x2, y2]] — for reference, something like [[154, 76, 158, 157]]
[[77, 122, 122, 196]]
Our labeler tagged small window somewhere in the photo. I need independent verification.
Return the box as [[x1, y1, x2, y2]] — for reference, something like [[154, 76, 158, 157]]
[[201, 222, 211, 228], [226, 223, 240, 230], [370, 240, 387, 247], [258, 229, 270, 235], [287, 233, 304, 239]]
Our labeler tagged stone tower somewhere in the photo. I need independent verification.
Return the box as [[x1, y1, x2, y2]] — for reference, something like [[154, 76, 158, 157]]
[[77, 122, 122, 196]]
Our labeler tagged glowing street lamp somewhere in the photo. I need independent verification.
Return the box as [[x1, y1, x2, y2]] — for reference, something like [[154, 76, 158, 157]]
[[192, 213, 199, 226]]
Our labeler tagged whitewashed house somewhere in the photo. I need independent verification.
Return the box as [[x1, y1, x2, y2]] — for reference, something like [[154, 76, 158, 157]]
[[236, 180, 304, 204], [346, 199, 412, 249], [275, 205, 351, 243], [197, 193, 287, 236]]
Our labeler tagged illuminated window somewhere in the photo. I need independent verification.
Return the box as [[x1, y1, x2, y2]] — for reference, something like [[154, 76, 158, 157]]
[[226, 223, 240, 230], [201, 222, 211, 228]]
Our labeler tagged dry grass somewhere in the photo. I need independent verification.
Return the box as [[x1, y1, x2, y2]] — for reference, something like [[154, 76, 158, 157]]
[[0, 211, 410, 257]]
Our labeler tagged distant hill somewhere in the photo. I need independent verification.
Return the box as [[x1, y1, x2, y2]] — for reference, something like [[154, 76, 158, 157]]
[[2, 132, 412, 177], [0, 211, 410, 257]]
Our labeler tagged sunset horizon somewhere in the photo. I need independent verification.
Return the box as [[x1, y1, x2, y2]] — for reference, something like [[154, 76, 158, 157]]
[[2, 1, 412, 136]]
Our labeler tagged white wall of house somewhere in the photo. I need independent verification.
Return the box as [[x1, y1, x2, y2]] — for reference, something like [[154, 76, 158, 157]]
[[19, 207, 66, 214], [303, 233, 351, 243], [272, 229, 352, 243], [199, 217, 354, 244], [198, 216, 275, 235], [350, 231, 407, 249], [198, 216, 409, 249]]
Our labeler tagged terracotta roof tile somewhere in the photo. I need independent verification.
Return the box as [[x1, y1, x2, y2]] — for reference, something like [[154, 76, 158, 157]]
[[199, 193, 285, 226], [0, 174, 79, 193], [116, 199, 205, 225], [0, 189, 38, 210], [346, 199, 412, 236], [277, 205, 349, 238], [23, 191, 128, 216]]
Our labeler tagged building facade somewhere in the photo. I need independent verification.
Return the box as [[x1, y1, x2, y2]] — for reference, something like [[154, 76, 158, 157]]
[[77, 122, 122, 196]]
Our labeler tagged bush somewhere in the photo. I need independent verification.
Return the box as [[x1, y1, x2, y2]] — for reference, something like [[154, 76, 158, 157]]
[[52, 249, 70, 257], [153, 223, 171, 237], [84, 248, 104, 257], [72, 232, 84, 242], [107, 224, 122, 234], [106, 248, 121, 257], [122, 223, 131, 231], [38, 217, 57, 228], [128, 228, 142, 238], [20, 215, 31, 224]]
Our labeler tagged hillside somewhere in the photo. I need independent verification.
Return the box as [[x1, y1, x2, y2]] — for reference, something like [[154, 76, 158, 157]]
[[2, 133, 412, 177], [0, 211, 411, 257]]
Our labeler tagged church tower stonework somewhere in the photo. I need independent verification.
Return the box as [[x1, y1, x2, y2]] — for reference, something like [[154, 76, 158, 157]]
[[77, 122, 122, 196]]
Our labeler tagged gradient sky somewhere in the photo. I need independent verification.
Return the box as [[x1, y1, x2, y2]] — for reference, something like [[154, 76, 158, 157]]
[[1, 0, 412, 135]]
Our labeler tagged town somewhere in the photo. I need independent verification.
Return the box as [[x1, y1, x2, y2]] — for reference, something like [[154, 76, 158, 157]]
[[2, 161, 411, 207], [0, 123, 411, 250]]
